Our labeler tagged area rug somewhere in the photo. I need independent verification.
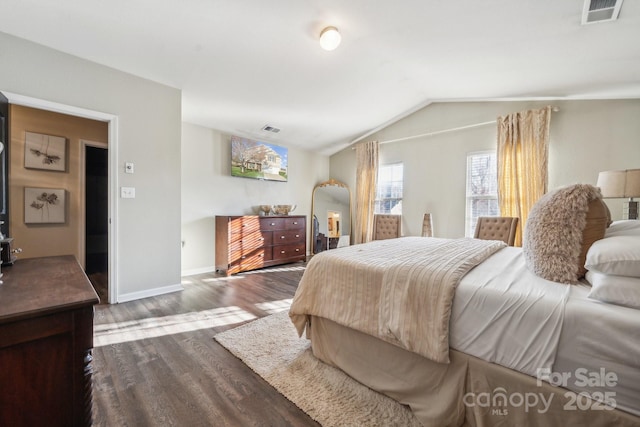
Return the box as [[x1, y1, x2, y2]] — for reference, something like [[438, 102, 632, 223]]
[[214, 311, 422, 427]]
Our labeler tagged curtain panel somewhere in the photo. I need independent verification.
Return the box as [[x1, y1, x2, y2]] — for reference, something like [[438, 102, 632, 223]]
[[497, 106, 551, 246], [354, 141, 379, 244]]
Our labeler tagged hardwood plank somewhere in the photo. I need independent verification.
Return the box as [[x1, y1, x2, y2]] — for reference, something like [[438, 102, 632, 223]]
[[92, 262, 318, 426]]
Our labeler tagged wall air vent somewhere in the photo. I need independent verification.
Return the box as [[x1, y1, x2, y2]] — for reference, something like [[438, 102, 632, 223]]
[[262, 125, 281, 133], [582, 0, 623, 24]]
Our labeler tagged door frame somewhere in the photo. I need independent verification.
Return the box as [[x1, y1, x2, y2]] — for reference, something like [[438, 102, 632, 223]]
[[4, 91, 119, 303]]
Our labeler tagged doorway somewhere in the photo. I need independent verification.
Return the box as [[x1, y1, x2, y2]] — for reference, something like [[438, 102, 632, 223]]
[[84, 144, 108, 303], [4, 91, 118, 303]]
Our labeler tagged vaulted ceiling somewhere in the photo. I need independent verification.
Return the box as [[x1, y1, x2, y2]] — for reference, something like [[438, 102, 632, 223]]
[[2, 0, 639, 154]]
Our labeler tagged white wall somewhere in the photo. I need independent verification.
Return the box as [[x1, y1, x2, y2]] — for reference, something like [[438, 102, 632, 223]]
[[0, 32, 182, 302], [181, 122, 329, 275], [331, 99, 640, 239]]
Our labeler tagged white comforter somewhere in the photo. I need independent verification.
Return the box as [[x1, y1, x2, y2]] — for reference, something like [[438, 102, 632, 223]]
[[451, 246, 570, 376]]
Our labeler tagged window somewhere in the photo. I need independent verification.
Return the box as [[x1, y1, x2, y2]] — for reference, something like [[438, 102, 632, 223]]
[[375, 163, 403, 214], [466, 151, 498, 237]]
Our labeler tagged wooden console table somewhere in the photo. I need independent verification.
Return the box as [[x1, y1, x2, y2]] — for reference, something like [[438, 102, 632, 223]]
[[0, 255, 99, 427]]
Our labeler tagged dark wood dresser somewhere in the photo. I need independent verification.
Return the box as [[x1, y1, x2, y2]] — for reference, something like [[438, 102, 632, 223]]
[[215, 215, 306, 275], [0, 255, 99, 427]]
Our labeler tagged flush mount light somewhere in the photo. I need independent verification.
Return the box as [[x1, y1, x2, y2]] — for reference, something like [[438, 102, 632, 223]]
[[319, 26, 341, 51]]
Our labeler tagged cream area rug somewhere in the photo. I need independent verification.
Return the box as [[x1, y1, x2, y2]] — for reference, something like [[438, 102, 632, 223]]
[[215, 311, 422, 427]]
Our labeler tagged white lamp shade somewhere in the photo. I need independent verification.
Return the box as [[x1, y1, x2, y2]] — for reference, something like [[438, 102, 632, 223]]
[[597, 169, 640, 198], [319, 26, 341, 51]]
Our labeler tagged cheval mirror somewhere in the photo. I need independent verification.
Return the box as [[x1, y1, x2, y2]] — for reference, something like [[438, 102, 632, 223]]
[[311, 178, 352, 254]]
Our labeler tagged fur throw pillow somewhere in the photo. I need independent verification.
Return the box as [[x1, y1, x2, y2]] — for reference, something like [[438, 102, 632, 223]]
[[523, 184, 608, 284]]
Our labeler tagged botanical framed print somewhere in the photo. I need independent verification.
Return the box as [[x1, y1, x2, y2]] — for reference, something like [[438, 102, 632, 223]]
[[25, 187, 66, 224], [24, 131, 67, 172]]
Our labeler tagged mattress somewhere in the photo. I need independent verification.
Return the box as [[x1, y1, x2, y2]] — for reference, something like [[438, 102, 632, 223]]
[[450, 246, 640, 417], [554, 282, 640, 417]]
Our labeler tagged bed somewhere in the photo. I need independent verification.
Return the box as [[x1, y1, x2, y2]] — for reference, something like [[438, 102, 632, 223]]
[[289, 188, 640, 426]]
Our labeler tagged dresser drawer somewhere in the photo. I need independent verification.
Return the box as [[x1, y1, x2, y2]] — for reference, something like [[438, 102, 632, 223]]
[[283, 217, 305, 230], [258, 217, 286, 231], [229, 247, 273, 271], [229, 216, 263, 234], [229, 230, 272, 252], [272, 243, 305, 260], [273, 229, 305, 244]]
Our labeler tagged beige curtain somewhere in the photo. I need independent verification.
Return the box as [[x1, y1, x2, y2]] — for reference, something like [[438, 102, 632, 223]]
[[497, 106, 551, 247], [354, 141, 379, 244]]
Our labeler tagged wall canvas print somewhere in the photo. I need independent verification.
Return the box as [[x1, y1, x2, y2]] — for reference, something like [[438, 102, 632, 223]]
[[25, 187, 66, 224], [25, 131, 67, 172], [231, 135, 288, 182]]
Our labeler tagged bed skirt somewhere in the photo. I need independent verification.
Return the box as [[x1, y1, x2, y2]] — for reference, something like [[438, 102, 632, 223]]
[[309, 316, 640, 427]]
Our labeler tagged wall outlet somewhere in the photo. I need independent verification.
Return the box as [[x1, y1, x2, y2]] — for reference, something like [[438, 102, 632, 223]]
[[121, 187, 136, 198]]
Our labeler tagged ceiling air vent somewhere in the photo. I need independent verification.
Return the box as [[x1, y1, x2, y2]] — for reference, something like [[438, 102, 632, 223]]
[[262, 124, 281, 133], [582, 0, 624, 24]]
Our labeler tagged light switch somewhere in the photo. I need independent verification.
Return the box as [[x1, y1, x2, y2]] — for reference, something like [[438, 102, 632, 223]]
[[121, 187, 136, 199], [125, 162, 135, 174]]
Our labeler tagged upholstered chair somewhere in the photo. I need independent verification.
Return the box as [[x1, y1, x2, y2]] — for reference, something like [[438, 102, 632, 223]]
[[373, 214, 402, 240], [474, 217, 519, 246]]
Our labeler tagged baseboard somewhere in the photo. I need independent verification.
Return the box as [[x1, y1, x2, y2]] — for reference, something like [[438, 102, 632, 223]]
[[117, 283, 184, 303], [181, 266, 217, 277]]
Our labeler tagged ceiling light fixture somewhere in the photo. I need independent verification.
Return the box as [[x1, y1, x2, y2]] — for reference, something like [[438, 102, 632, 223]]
[[319, 26, 341, 51]]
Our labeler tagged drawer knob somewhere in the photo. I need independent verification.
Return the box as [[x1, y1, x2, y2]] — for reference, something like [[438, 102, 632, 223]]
[[281, 236, 285, 239], [295, 248, 300, 252], [281, 250, 286, 254], [293, 221, 298, 225], [270, 223, 276, 226], [241, 256, 246, 259], [295, 234, 300, 238]]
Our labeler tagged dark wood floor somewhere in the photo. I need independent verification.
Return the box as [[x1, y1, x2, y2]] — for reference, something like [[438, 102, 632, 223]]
[[92, 262, 319, 427]]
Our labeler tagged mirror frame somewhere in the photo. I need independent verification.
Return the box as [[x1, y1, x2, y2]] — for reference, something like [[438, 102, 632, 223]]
[[311, 178, 352, 255]]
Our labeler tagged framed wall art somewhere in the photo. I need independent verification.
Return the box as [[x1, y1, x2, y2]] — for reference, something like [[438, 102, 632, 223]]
[[24, 131, 67, 172], [24, 187, 66, 224], [231, 135, 288, 182]]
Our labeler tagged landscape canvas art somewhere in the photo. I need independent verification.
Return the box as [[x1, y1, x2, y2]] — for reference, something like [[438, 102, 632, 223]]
[[25, 131, 67, 172], [231, 136, 288, 182]]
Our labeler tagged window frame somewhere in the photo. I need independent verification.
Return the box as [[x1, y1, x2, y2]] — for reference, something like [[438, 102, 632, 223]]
[[375, 162, 404, 215], [465, 150, 498, 237]]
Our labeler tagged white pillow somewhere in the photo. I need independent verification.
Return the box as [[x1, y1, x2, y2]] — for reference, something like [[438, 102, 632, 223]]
[[584, 235, 640, 277], [586, 270, 640, 309], [605, 220, 640, 238]]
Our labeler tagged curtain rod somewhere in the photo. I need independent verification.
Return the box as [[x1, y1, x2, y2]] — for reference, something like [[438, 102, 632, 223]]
[[352, 106, 559, 148]]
